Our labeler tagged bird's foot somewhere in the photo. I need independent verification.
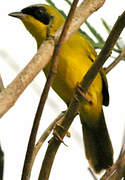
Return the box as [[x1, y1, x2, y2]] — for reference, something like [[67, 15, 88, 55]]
[[76, 83, 92, 104], [53, 123, 68, 146]]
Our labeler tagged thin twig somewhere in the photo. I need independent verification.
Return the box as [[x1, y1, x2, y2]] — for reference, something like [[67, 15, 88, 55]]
[[88, 167, 98, 180], [27, 112, 65, 178], [34, 112, 65, 159], [100, 152, 125, 180], [21, 1, 79, 180], [105, 48, 125, 74], [100, 127, 125, 180], [120, 127, 125, 159], [100, 146, 125, 179], [0, 144, 4, 180], [0, 39, 54, 118], [113, 152, 125, 180], [54, 0, 106, 43], [38, 10, 125, 180], [0, 75, 4, 92]]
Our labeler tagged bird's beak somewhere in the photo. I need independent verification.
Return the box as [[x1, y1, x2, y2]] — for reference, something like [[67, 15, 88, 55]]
[[8, 12, 25, 19]]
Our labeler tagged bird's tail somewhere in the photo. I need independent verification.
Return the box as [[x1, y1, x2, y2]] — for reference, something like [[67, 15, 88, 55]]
[[80, 110, 113, 173]]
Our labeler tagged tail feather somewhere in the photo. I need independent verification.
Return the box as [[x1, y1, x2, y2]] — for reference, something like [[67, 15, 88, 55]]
[[80, 110, 113, 173]]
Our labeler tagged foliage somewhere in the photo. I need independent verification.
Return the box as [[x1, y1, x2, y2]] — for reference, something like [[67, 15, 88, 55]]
[[46, 0, 125, 58]]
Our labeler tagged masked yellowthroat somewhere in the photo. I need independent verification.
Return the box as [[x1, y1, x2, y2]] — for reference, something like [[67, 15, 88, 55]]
[[9, 4, 113, 173]]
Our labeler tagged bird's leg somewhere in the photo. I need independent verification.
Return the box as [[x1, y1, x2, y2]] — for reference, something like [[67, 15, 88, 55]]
[[56, 112, 71, 137], [76, 82, 92, 104], [52, 111, 71, 146]]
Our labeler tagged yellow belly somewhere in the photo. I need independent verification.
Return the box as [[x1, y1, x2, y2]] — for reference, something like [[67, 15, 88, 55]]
[[44, 32, 103, 125]]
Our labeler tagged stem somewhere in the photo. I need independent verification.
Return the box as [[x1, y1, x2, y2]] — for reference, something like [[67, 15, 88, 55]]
[[105, 48, 125, 74], [100, 151, 125, 180], [28, 112, 65, 177], [0, 39, 54, 118], [88, 168, 98, 180], [0, 144, 4, 180], [21, 0, 79, 179], [0, 75, 4, 92]]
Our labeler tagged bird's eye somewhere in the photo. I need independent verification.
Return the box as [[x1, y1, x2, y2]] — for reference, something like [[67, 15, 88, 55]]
[[22, 6, 51, 25]]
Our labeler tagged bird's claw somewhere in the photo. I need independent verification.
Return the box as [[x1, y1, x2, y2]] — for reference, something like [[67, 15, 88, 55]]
[[53, 123, 68, 146], [76, 83, 92, 104]]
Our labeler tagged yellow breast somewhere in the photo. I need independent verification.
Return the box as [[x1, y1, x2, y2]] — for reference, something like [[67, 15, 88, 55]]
[[44, 32, 102, 107]]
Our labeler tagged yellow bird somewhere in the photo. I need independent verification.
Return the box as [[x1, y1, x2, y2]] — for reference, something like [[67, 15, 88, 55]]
[[9, 4, 113, 173]]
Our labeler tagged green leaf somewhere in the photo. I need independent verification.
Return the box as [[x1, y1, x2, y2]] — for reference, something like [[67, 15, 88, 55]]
[[85, 21, 104, 44], [78, 29, 97, 47], [45, 0, 123, 53], [46, 0, 67, 18], [46, 0, 56, 7], [101, 18, 122, 50], [64, 0, 72, 6], [101, 18, 111, 33]]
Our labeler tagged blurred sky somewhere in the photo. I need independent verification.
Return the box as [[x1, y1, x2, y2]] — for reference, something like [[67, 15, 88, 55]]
[[0, 0, 125, 179]]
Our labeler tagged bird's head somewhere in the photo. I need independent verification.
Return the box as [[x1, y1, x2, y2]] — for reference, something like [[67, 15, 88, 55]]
[[9, 4, 65, 47]]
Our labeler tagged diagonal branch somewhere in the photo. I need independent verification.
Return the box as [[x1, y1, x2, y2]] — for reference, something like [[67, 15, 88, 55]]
[[0, 144, 4, 180], [21, 0, 79, 180], [100, 151, 125, 180], [54, 0, 106, 43], [38, 10, 125, 180], [29, 112, 65, 177], [105, 48, 125, 74], [88, 167, 98, 180], [100, 127, 125, 179], [0, 39, 54, 118], [0, 75, 4, 92]]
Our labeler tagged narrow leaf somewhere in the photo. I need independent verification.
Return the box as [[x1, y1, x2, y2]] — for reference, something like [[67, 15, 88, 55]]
[[85, 21, 104, 44]]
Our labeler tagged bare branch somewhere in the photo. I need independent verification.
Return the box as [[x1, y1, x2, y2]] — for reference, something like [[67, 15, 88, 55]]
[[100, 152, 125, 180], [0, 144, 4, 180], [88, 167, 98, 180], [0, 75, 4, 92], [101, 126, 125, 179], [26, 112, 65, 177], [0, 39, 54, 118], [55, 0, 106, 42], [105, 48, 125, 74], [38, 10, 125, 180], [21, 1, 79, 180]]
